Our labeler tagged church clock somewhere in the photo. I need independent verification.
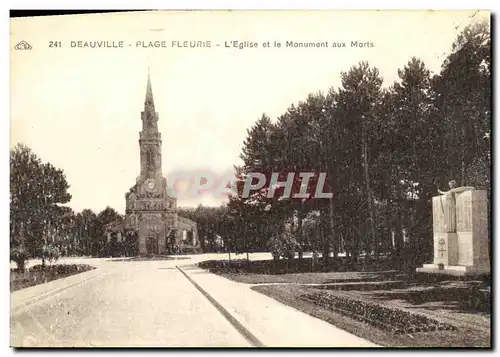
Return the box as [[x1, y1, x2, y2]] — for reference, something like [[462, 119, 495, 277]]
[[145, 179, 156, 191]]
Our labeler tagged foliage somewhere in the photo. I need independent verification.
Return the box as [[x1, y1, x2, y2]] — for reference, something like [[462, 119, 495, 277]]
[[267, 230, 300, 260], [96, 207, 123, 257], [41, 244, 61, 265], [198, 256, 395, 276], [178, 205, 229, 252], [10, 144, 72, 265], [11, 264, 95, 292], [9, 143, 127, 259], [226, 21, 491, 267]]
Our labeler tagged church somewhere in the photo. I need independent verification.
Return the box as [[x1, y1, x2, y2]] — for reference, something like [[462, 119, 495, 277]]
[[105, 73, 200, 256]]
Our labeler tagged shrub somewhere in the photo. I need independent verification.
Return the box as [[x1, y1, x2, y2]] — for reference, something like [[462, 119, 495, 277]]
[[42, 244, 61, 265], [267, 231, 300, 261], [54, 264, 94, 274], [11, 264, 96, 291]]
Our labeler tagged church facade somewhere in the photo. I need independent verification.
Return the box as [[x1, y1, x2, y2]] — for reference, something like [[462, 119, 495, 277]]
[[106, 74, 199, 256]]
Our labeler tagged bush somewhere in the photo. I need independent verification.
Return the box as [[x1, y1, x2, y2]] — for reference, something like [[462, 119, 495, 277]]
[[267, 231, 300, 261], [198, 255, 398, 275], [199, 258, 310, 274], [42, 244, 61, 265], [28, 263, 94, 274], [53, 264, 94, 275], [301, 291, 458, 334], [11, 264, 95, 291]]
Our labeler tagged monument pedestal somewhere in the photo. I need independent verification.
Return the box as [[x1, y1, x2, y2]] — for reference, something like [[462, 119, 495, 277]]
[[416, 190, 490, 277], [433, 232, 459, 266], [417, 264, 490, 276]]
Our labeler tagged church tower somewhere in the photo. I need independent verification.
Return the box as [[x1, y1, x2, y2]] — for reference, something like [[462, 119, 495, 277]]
[[116, 71, 199, 257], [123, 72, 176, 256]]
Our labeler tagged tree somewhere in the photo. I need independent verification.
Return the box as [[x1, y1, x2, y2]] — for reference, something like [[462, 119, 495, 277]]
[[268, 229, 300, 261], [96, 207, 122, 257], [77, 209, 98, 256], [224, 19, 491, 271], [378, 57, 437, 265], [228, 115, 280, 258], [434, 21, 491, 185], [10, 144, 72, 270], [336, 62, 383, 260]]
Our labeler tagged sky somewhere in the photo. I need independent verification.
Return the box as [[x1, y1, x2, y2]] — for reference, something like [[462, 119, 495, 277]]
[[10, 10, 489, 214]]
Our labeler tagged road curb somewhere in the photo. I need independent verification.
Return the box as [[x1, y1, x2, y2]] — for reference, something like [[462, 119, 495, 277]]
[[176, 266, 265, 347]]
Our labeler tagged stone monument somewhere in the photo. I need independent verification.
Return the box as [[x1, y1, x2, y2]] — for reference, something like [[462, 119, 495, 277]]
[[417, 180, 490, 276]]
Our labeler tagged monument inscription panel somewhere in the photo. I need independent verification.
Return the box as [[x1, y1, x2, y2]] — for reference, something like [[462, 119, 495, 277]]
[[456, 194, 472, 232]]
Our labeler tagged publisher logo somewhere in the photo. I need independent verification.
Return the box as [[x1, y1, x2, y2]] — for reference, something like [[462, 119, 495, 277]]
[[14, 40, 32, 50]]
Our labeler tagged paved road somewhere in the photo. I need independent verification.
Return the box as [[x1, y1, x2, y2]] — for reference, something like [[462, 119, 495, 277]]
[[11, 253, 378, 348], [11, 257, 251, 347]]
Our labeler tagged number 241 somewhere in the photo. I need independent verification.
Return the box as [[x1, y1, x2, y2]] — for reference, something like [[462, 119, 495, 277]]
[[49, 41, 61, 48]]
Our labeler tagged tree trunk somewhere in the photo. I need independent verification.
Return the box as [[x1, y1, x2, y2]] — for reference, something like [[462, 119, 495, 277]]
[[393, 208, 404, 268], [321, 216, 329, 268], [312, 250, 319, 272], [341, 232, 347, 260], [311, 220, 319, 272], [461, 123, 466, 186], [329, 197, 338, 260], [20, 221, 25, 251], [351, 228, 359, 265], [384, 203, 391, 256], [289, 212, 296, 261], [362, 127, 377, 261], [18, 260, 26, 273], [297, 210, 304, 260]]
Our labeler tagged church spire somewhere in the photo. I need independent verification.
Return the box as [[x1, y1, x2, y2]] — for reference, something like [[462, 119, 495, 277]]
[[145, 68, 155, 113]]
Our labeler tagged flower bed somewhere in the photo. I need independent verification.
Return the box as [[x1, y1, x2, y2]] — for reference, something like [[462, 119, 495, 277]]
[[27, 264, 94, 274], [300, 291, 457, 335]]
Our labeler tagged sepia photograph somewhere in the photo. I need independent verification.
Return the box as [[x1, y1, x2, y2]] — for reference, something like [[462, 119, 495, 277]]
[[9, 9, 491, 348]]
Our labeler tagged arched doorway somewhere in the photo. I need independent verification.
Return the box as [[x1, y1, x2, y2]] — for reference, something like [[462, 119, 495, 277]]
[[146, 235, 159, 254], [138, 216, 165, 255]]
